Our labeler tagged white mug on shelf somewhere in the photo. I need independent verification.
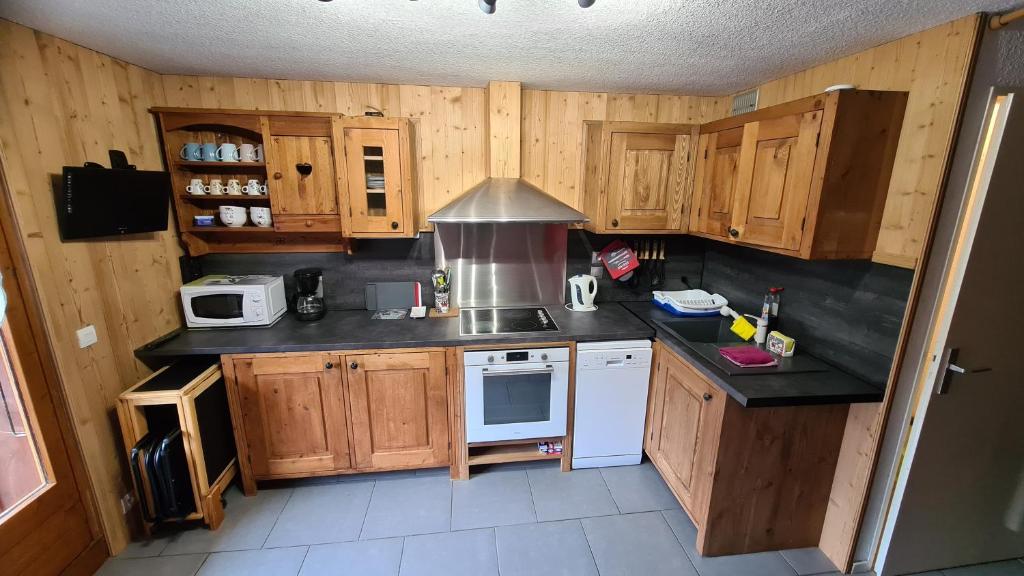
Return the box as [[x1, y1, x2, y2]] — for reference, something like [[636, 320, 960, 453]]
[[244, 179, 267, 195], [250, 206, 272, 228], [225, 179, 243, 196], [186, 178, 206, 195], [206, 178, 226, 195], [216, 143, 239, 162], [253, 144, 264, 162], [239, 143, 259, 163], [218, 205, 247, 227]]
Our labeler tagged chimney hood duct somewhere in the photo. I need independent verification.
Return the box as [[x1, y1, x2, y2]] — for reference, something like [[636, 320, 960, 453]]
[[428, 178, 588, 224]]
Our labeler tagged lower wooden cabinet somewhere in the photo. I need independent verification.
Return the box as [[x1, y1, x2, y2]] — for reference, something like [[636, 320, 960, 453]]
[[645, 341, 850, 556], [224, 347, 449, 493], [346, 350, 450, 469]]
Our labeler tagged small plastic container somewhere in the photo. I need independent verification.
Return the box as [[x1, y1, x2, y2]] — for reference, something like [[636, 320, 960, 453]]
[[193, 215, 215, 227]]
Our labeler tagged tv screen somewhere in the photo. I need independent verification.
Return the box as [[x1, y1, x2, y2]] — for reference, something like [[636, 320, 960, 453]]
[[58, 167, 171, 240]]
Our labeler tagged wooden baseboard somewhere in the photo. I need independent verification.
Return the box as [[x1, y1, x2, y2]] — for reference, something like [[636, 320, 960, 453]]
[[61, 537, 108, 576]]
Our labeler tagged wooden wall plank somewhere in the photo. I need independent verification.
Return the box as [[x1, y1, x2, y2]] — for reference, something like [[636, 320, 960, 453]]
[[487, 81, 521, 178], [736, 16, 979, 268]]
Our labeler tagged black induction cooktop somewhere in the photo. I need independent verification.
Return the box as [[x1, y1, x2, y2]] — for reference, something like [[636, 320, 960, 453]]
[[459, 307, 560, 336]]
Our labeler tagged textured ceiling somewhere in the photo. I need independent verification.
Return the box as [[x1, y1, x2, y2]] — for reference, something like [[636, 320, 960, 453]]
[[0, 0, 1017, 95]]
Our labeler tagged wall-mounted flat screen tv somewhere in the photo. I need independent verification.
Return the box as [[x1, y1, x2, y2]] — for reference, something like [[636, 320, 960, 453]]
[[58, 167, 171, 240]]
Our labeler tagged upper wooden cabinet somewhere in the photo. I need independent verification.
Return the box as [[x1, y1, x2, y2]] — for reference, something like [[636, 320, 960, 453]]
[[345, 350, 449, 470], [690, 90, 907, 259], [335, 117, 417, 238], [581, 121, 698, 234], [263, 115, 342, 233]]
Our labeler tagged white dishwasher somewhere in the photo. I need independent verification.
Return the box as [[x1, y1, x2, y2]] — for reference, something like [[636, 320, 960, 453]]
[[572, 340, 653, 469]]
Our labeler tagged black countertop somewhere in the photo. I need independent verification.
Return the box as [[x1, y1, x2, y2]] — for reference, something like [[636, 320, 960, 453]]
[[135, 302, 654, 357], [619, 301, 883, 407]]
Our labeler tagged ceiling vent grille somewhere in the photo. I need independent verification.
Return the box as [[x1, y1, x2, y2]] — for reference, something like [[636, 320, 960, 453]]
[[731, 88, 759, 116]]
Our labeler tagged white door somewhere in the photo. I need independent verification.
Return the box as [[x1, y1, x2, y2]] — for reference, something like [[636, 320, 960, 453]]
[[877, 92, 1024, 575]]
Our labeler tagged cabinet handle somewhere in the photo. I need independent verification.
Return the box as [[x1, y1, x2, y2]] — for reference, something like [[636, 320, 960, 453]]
[[325, 361, 334, 369], [703, 393, 712, 402], [728, 227, 740, 238], [273, 172, 283, 180], [611, 218, 619, 228], [305, 219, 314, 228], [350, 362, 359, 370], [390, 221, 399, 230], [296, 162, 313, 176]]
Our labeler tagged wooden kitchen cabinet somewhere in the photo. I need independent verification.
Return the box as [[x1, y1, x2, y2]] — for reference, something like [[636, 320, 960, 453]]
[[263, 115, 342, 232], [224, 347, 449, 493], [581, 121, 698, 234], [645, 341, 850, 556], [690, 89, 907, 259], [345, 350, 450, 469], [226, 354, 350, 493], [335, 116, 417, 238]]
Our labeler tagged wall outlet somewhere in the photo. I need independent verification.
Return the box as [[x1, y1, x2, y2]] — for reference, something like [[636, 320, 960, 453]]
[[590, 252, 604, 278], [120, 491, 135, 514], [76, 325, 98, 349]]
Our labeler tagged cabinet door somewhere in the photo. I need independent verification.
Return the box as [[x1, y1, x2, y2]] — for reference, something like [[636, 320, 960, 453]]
[[343, 128, 406, 235], [647, 349, 724, 520], [691, 127, 744, 238], [346, 350, 449, 470], [266, 134, 339, 216], [730, 111, 822, 250], [232, 354, 350, 478], [606, 130, 695, 231]]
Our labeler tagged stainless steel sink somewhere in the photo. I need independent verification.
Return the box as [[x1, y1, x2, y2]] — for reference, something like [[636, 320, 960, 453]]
[[654, 316, 829, 376]]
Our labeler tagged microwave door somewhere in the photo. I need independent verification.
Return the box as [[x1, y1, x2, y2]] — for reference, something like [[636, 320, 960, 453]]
[[187, 290, 249, 325]]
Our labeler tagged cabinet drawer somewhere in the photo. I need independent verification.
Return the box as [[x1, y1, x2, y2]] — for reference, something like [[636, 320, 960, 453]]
[[273, 215, 341, 232]]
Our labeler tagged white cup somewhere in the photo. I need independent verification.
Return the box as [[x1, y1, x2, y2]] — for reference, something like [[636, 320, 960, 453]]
[[226, 179, 243, 196], [206, 179, 225, 195], [216, 143, 239, 162], [239, 143, 258, 163], [250, 207, 272, 228], [254, 144, 264, 162], [218, 205, 248, 227], [186, 178, 206, 195], [244, 179, 267, 196]]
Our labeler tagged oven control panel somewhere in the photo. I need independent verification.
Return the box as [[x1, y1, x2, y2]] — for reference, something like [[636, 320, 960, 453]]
[[464, 347, 570, 366]]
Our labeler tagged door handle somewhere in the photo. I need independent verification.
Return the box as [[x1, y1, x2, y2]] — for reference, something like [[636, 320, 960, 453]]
[[481, 366, 554, 377], [936, 347, 991, 395]]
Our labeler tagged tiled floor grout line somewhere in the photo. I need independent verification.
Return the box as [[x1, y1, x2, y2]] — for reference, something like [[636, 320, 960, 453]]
[[294, 545, 312, 576], [578, 517, 605, 576], [491, 527, 502, 576], [356, 480, 378, 541], [260, 488, 296, 549], [192, 552, 211, 576], [597, 467, 623, 515], [398, 536, 407, 576], [523, 468, 540, 524], [660, 509, 702, 576]]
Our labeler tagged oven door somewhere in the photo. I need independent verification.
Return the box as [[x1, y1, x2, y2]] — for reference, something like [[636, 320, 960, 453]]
[[183, 289, 260, 327], [464, 361, 569, 443]]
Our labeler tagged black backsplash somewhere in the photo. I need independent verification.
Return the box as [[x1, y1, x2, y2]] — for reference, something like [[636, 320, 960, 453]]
[[196, 230, 911, 386]]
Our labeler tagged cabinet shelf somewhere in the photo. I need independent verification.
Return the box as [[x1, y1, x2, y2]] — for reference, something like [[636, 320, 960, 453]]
[[185, 226, 277, 234], [467, 439, 563, 466], [175, 161, 267, 173], [179, 194, 269, 203]]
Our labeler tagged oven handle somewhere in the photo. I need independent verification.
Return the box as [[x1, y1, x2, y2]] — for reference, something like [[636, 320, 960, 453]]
[[481, 365, 555, 377]]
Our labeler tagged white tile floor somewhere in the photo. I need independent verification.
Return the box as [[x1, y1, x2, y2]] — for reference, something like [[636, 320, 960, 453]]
[[99, 460, 1022, 576]]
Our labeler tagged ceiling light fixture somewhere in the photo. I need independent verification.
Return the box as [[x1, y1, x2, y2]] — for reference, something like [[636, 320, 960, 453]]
[[578, 0, 596, 6], [478, 0, 496, 14]]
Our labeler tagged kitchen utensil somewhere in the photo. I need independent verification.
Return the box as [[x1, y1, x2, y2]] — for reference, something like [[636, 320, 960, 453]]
[[293, 268, 326, 321], [567, 274, 598, 311], [650, 240, 664, 288]]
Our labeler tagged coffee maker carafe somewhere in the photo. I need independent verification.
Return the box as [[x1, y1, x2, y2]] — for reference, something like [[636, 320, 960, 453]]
[[293, 268, 326, 321]]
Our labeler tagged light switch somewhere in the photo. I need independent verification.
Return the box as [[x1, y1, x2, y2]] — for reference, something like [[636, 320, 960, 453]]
[[76, 325, 98, 348]]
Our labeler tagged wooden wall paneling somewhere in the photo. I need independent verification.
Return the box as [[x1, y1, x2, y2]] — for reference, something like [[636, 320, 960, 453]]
[[0, 21, 183, 554], [521, 89, 549, 189], [607, 93, 660, 122], [487, 81, 522, 178], [739, 15, 980, 267], [461, 87, 488, 193]]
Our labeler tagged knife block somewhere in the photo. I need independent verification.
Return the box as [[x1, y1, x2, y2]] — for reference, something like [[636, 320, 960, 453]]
[[116, 360, 237, 533]]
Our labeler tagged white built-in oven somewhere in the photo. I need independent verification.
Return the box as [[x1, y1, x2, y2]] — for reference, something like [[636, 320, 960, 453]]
[[464, 347, 570, 443]]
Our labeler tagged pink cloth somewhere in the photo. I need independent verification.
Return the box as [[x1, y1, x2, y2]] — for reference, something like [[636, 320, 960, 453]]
[[719, 346, 778, 368]]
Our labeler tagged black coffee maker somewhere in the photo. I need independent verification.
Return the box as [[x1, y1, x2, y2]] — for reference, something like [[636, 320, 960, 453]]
[[293, 268, 326, 321]]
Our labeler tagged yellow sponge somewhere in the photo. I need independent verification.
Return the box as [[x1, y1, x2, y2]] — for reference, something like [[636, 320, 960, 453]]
[[730, 316, 757, 341]]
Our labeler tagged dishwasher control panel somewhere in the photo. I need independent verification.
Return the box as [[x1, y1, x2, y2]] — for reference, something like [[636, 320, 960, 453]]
[[578, 348, 652, 370]]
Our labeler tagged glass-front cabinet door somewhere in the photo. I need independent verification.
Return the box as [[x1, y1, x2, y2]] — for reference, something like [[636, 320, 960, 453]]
[[343, 128, 405, 235]]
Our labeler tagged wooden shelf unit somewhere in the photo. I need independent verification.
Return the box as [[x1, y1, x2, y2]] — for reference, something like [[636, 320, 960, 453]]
[[467, 438, 563, 466]]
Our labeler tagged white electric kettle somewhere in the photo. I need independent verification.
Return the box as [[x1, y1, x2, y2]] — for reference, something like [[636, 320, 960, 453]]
[[567, 274, 598, 311]]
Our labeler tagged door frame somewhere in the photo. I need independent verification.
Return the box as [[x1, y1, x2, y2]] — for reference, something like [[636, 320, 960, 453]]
[[0, 155, 105, 573], [871, 89, 1016, 575]]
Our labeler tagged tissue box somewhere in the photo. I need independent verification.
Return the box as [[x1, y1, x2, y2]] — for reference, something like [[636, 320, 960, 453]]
[[766, 331, 796, 357]]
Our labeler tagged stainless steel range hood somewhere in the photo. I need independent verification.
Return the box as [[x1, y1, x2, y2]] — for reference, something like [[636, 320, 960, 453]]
[[428, 178, 588, 224]]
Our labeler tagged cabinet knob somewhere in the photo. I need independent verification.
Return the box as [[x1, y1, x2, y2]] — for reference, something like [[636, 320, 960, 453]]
[[350, 362, 359, 370], [728, 227, 740, 238], [611, 218, 619, 228], [273, 172, 283, 180], [325, 361, 334, 369], [391, 221, 399, 230], [305, 219, 314, 228], [703, 393, 712, 402]]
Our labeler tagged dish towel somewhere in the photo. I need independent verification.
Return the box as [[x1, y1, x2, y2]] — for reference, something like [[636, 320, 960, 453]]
[[719, 346, 778, 368]]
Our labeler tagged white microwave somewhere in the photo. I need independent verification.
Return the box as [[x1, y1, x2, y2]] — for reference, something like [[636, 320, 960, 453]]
[[180, 275, 287, 328]]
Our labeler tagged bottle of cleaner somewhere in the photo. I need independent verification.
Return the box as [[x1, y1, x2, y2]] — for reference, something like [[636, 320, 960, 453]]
[[758, 287, 784, 344]]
